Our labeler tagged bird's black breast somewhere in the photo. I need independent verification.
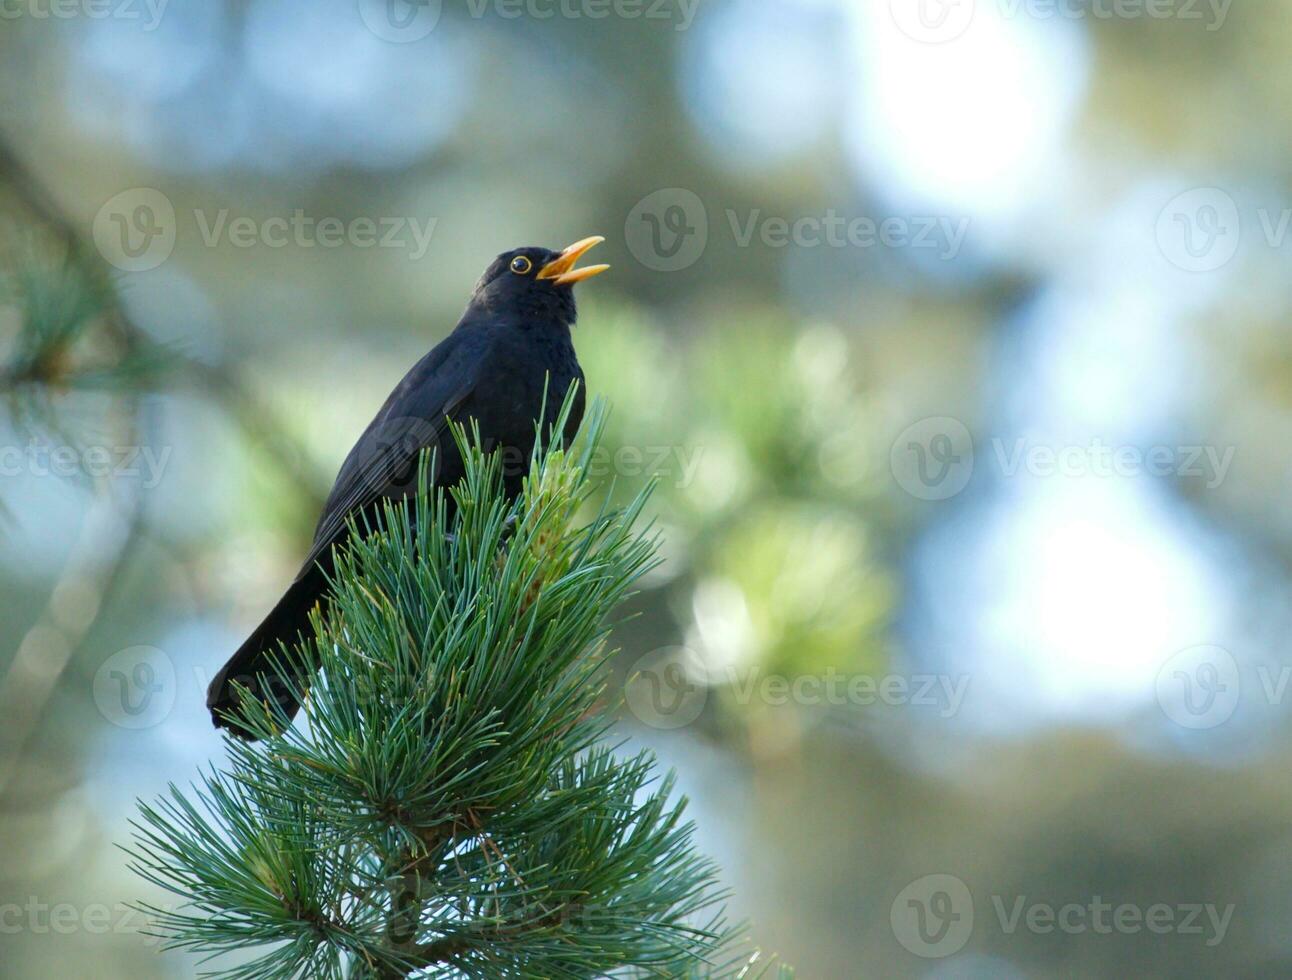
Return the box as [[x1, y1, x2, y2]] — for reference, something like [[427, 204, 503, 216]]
[[463, 321, 584, 492], [299, 314, 583, 582]]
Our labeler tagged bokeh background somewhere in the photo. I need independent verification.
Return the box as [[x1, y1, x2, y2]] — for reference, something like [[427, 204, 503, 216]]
[[3, 0, 1291, 976]]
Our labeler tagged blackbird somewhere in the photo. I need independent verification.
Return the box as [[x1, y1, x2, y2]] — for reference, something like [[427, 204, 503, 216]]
[[206, 237, 609, 739]]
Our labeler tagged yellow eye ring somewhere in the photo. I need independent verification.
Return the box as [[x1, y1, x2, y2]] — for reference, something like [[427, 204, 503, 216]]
[[510, 256, 533, 275]]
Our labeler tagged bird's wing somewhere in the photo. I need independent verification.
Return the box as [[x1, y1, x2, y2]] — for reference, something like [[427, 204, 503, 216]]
[[294, 335, 485, 579]]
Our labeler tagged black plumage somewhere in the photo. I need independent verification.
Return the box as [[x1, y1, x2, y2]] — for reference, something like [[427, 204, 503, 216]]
[[206, 238, 608, 739]]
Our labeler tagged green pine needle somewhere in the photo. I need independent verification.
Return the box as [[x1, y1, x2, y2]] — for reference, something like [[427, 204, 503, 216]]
[[124, 391, 786, 979]]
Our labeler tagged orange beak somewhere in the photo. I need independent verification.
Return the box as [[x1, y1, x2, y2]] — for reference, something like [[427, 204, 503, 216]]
[[538, 236, 610, 286]]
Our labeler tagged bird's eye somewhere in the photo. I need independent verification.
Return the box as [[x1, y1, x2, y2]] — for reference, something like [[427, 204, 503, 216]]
[[510, 256, 533, 275]]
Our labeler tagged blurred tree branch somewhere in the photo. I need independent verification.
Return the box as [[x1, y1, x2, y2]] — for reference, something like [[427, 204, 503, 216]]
[[0, 139, 156, 793], [0, 135, 328, 793], [0, 137, 331, 501]]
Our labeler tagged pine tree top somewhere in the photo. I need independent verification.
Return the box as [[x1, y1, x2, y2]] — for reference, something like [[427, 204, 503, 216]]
[[124, 393, 789, 980]]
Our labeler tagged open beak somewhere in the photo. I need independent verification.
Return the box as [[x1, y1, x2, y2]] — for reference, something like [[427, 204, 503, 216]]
[[538, 235, 610, 286]]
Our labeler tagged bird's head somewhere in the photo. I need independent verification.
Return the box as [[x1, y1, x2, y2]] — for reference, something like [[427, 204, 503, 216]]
[[469, 236, 609, 326]]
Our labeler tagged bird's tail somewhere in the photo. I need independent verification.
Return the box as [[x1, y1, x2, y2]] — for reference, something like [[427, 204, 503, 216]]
[[206, 568, 325, 740]]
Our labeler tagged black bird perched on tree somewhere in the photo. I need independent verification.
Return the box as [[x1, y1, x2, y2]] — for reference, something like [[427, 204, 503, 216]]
[[206, 237, 609, 739]]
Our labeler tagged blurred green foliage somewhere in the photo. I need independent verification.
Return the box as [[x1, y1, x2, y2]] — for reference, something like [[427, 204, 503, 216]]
[[4, 2, 1292, 978], [577, 305, 894, 724]]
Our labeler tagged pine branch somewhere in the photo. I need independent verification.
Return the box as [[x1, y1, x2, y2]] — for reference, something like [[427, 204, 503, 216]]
[[0, 133, 333, 510], [0, 145, 167, 792], [0, 135, 331, 789], [125, 395, 787, 978]]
